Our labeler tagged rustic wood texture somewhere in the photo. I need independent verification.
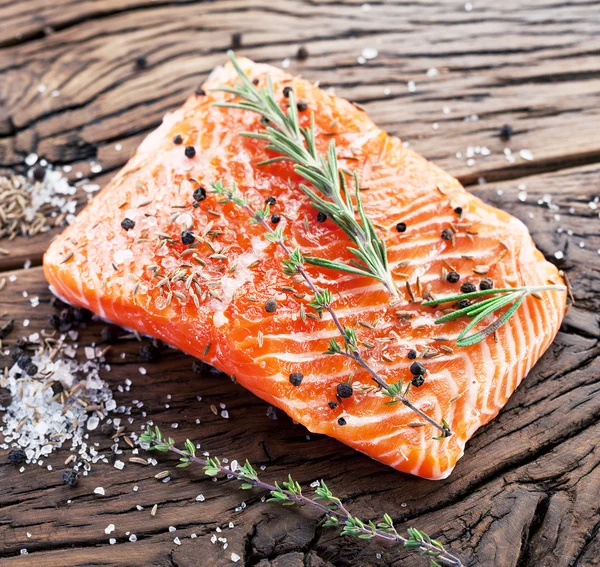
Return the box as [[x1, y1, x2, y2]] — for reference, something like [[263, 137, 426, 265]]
[[1, 1, 599, 566]]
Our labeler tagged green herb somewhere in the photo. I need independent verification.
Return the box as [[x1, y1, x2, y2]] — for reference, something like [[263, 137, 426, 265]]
[[140, 426, 463, 567], [211, 51, 399, 300], [422, 285, 566, 347], [211, 180, 450, 437]]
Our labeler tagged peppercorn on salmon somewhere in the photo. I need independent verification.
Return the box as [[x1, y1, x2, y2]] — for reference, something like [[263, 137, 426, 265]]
[[43, 57, 566, 479]]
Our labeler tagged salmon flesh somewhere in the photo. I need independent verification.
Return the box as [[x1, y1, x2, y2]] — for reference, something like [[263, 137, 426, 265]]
[[43, 58, 566, 479]]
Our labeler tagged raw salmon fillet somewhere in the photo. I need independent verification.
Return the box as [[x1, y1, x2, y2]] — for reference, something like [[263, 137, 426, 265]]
[[43, 58, 566, 479]]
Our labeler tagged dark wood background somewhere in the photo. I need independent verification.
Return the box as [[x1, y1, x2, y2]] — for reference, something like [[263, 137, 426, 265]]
[[1, 1, 600, 566]]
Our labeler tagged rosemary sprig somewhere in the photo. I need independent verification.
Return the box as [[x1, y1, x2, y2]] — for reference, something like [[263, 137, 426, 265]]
[[140, 426, 463, 567], [422, 285, 566, 347], [211, 51, 399, 300], [211, 180, 450, 438]]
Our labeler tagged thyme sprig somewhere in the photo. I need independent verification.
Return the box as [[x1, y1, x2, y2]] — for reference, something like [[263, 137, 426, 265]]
[[140, 426, 463, 567], [422, 284, 566, 347], [211, 180, 450, 438], [211, 51, 399, 300]]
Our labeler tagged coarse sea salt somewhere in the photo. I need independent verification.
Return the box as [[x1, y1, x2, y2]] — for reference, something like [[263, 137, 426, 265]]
[[0, 345, 116, 465]]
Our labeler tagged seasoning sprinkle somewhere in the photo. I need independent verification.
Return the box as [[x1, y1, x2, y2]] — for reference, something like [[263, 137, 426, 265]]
[[337, 382, 353, 398], [395, 222, 407, 233], [447, 271, 460, 283], [265, 298, 278, 313], [173, 134, 183, 145], [184, 146, 196, 159]]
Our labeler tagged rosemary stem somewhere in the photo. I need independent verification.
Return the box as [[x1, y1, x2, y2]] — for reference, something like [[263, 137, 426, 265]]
[[153, 440, 462, 566], [234, 196, 447, 436]]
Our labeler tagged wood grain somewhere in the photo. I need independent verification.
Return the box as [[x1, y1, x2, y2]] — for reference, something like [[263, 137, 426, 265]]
[[1, 1, 599, 566]]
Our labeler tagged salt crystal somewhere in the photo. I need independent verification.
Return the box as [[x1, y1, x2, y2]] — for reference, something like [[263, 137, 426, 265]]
[[554, 251, 564, 260], [20, 549, 28, 555], [407, 80, 416, 92], [25, 153, 38, 166], [231, 553, 241, 562], [23, 319, 30, 327], [115, 143, 123, 151], [518, 191, 527, 202], [281, 58, 290, 69], [520, 149, 534, 161], [105, 524, 115, 534], [196, 494, 205, 502], [426, 68, 439, 77], [139, 367, 147, 375], [361, 47, 378, 60], [465, 2, 473, 11], [174, 537, 181, 545], [87, 415, 99, 431], [383, 87, 391, 96], [221, 410, 229, 419], [169, 526, 176, 532], [114, 460, 125, 470], [94, 487, 105, 496], [129, 534, 137, 542], [90, 163, 103, 174], [109, 538, 116, 545]]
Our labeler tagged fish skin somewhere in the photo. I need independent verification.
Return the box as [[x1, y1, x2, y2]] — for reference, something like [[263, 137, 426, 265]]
[[43, 58, 566, 480]]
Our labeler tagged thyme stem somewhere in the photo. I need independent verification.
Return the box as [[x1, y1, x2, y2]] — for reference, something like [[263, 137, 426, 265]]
[[211, 181, 450, 437], [140, 427, 463, 567]]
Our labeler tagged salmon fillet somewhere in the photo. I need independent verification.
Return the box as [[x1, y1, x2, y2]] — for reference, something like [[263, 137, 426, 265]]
[[43, 58, 566, 479]]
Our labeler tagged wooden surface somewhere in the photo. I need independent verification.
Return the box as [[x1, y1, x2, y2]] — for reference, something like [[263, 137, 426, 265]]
[[1, 1, 599, 566]]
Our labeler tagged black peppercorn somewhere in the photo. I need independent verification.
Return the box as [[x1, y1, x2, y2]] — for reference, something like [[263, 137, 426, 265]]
[[446, 271, 460, 283], [441, 228, 453, 241], [499, 124, 513, 141], [140, 344, 159, 363], [328, 401, 338, 409], [184, 146, 196, 159], [231, 32, 242, 49], [100, 326, 119, 343], [181, 230, 195, 245], [316, 212, 327, 222], [457, 299, 470, 309], [135, 54, 147, 70], [265, 196, 277, 206], [192, 358, 207, 374], [454, 206, 463, 215], [297, 45, 309, 60], [62, 469, 79, 487], [396, 222, 407, 233], [32, 165, 46, 182], [337, 382, 353, 398], [193, 186, 207, 202], [59, 308, 74, 326], [407, 349, 417, 360], [289, 372, 304, 386], [410, 361, 426, 375], [337, 417, 347, 426], [283, 86, 293, 98], [51, 296, 67, 309], [297, 101, 307, 112], [270, 213, 281, 224], [195, 87, 206, 96], [480, 278, 494, 291], [121, 218, 135, 231], [411, 375, 425, 388], [265, 299, 278, 313], [252, 78, 259, 85], [73, 307, 91, 324], [0, 319, 14, 339], [101, 421, 114, 436], [8, 448, 26, 465], [16, 354, 32, 370], [460, 282, 477, 294], [173, 134, 183, 145], [51, 381, 64, 396], [25, 363, 38, 377]]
